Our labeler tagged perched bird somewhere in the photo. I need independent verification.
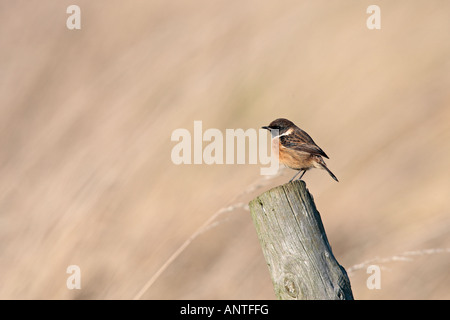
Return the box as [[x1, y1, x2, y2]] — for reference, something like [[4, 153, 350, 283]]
[[262, 118, 338, 182]]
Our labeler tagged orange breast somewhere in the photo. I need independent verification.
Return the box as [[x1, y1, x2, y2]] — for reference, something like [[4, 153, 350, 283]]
[[273, 139, 314, 170]]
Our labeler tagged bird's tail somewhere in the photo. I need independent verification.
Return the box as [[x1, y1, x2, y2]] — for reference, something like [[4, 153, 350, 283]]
[[315, 156, 339, 182], [322, 165, 339, 182]]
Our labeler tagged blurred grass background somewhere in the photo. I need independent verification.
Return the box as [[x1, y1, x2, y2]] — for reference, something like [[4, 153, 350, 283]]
[[0, 0, 449, 299]]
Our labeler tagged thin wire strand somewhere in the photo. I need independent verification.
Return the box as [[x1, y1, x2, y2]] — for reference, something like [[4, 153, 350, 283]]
[[347, 247, 450, 275]]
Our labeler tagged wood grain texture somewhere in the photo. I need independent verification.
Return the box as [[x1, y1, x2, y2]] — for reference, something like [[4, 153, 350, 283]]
[[249, 180, 353, 300]]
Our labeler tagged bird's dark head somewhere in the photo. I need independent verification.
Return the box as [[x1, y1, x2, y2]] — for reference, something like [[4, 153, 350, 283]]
[[262, 118, 296, 136]]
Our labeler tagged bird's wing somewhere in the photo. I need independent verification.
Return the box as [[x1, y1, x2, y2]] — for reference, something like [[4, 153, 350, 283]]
[[280, 130, 329, 159]]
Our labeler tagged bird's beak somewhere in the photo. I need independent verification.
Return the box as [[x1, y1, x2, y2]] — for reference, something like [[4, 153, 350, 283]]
[[262, 126, 270, 130]]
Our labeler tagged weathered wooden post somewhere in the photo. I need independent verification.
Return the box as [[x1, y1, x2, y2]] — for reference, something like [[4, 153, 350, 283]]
[[249, 180, 353, 300]]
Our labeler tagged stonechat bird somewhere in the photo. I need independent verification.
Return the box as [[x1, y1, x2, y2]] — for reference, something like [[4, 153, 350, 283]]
[[262, 118, 338, 182]]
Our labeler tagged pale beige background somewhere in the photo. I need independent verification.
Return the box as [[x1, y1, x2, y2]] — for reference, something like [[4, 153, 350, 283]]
[[0, 1, 449, 299]]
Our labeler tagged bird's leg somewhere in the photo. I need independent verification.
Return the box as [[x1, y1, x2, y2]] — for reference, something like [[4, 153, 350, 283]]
[[289, 170, 302, 182], [298, 170, 307, 180]]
